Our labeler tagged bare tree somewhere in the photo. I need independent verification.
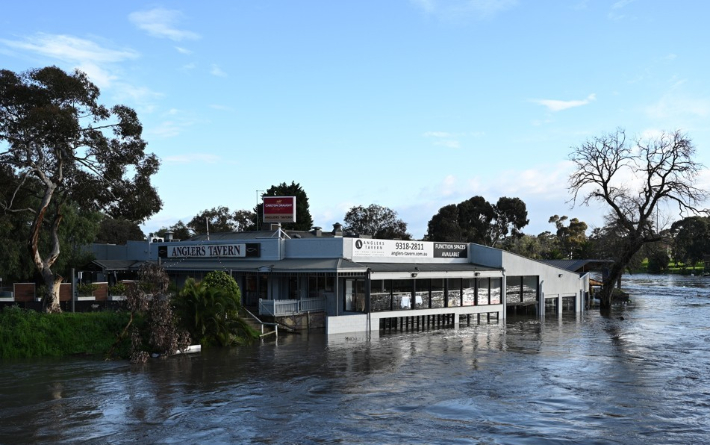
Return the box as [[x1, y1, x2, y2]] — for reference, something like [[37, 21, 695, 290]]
[[569, 128, 708, 310]]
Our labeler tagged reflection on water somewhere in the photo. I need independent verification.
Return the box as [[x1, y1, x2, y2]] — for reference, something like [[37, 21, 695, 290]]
[[1, 274, 709, 444]]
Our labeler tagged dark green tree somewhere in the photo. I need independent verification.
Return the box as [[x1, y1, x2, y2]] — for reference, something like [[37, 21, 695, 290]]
[[670, 216, 710, 268], [156, 220, 192, 241], [189, 206, 234, 234], [95, 217, 145, 244], [343, 204, 411, 239], [490, 197, 529, 247], [0, 66, 162, 312], [425, 204, 464, 242], [253, 181, 313, 231], [549, 215, 588, 259], [569, 129, 707, 311], [173, 270, 257, 347]]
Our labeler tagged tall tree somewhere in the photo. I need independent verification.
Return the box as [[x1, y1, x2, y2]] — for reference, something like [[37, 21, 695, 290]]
[[549, 215, 588, 259], [343, 204, 411, 239], [189, 206, 235, 234], [670, 216, 710, 268], [156, 220, 192, 241], [95, 217, 145, 244], [426, 196, 528, 246], [253, 181, 313, 231], [569, 129, 707, 311], [0, 66, 161, 312], [425, 204, 464, 242], [490, 197, 529, 247]]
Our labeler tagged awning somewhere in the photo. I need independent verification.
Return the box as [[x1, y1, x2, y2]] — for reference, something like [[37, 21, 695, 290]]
[[157, 258, 368, 275]]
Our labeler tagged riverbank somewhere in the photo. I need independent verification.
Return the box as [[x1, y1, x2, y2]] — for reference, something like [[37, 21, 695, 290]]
[[0, 306, 133, 359]]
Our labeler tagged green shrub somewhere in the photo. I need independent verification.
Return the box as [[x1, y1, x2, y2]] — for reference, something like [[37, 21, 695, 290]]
[[77, 282, 99, 296], [0, 306, 134, 359]]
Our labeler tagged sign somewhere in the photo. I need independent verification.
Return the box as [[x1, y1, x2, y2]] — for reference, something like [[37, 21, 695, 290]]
[[263, 196, 296, 223], [159, 243, 261, 258], [351, 239, 469, 260], [433, 243, 468, 258]]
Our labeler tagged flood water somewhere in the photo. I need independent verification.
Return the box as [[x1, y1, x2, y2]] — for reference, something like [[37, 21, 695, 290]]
[[1, 274, 709, 444]]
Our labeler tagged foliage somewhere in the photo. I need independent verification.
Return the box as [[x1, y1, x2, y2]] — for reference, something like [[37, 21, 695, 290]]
[[253, 181, 313, 231], [110, 282, 127, 296], [0, 306, 133, 359], [0, 66, 162, 312], [669, 216, 710, 267], [108, 263, 190, 362], [568, 129, 707, 310], [173, 274, 257, 347], [95, 217, 145, 244], [188, 206, 255, 235], [155, 220, 192, 241], [548, 215, 589, 259], [425, 196, 529, 246], [647, 247, 670, 274], [76, 282, 99, 296], [343, 204, 411, 239]]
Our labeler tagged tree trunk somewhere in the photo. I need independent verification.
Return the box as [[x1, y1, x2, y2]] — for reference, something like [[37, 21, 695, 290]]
[[42, 269, 63, 313]]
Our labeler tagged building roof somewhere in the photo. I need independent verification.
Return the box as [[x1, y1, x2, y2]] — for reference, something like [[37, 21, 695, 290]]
[[157, 258, 368, 275], [359, 262, 500, 273], [540, 259, 613, 273], [90, 259, 144, 272]]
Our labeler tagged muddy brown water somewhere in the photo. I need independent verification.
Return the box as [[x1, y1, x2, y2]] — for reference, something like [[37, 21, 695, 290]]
[[1, 274, 709, 444]]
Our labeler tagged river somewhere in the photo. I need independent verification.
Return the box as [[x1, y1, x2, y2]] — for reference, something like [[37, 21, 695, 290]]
[[1, 274, 709, 444]]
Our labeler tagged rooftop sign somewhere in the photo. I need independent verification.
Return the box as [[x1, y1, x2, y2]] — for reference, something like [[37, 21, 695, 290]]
[[263, 196, 296, 223]]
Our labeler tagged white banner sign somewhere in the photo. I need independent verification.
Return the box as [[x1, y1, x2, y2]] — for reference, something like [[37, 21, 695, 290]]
[[351, 239, 469, 260]]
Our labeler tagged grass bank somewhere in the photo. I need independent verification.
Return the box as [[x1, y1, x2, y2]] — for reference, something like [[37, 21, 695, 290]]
[[0, 306, 133, 359]]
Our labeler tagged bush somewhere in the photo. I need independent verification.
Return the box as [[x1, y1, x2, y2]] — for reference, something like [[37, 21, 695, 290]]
[[0, 306, 133, 359], [77, 282, 99, 296], [173, 277, 257, 347]]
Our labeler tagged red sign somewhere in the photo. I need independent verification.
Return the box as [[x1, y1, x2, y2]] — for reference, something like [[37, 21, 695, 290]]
[[263, 196, 296, 223]]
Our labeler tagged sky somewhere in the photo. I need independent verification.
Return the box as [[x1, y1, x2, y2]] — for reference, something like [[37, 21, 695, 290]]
[[2, 0, 710, 239]]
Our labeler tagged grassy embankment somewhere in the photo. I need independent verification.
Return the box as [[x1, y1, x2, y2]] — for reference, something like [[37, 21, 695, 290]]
[[0, 306, 134, 359], [632, 260, 706, 275]]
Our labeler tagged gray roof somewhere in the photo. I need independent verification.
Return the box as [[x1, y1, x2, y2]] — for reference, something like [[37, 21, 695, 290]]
[[541, 259, 613, 272], [158, 258, 367, 274], [359, 262, 500, 273], [91, 259, 144, 271], [188, 229, 370, 241]]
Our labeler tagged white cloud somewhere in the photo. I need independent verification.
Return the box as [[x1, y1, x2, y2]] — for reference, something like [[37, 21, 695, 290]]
[[410, 0, 518, 20], [129, 8, 200, 41], [532, 93, 596, 112], [0, 33, 139, 88], [175, 46, 193, 55], [645, 93, 710, 120], [210, 64, 227, 77], [424, 131, 462, 148], [1, 33, 138, 63], [210, 104, 235, 112], [164, 153, 221, 164]]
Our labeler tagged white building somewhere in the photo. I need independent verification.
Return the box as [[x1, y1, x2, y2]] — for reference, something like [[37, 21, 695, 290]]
[[91, 226, 589, 336]]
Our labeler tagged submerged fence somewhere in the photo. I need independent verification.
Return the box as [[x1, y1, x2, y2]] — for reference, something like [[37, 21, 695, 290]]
[[259, 297, 326, 317]]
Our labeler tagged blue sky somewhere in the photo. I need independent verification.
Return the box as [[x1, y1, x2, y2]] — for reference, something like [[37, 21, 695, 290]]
[[2, 0, 709, 239]]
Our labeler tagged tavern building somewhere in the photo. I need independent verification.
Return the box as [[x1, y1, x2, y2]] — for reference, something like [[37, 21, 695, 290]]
[[88, 224, 590, 336]]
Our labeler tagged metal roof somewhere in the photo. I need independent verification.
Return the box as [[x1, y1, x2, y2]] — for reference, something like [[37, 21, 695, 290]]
[[541, 259, 613, 272], [359, 262, 500, 273], [157, 257, 368, 274], [91, 259, 144, 271]]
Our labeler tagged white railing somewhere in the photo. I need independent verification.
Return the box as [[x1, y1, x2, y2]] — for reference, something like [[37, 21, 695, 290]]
[[259, 297, 326, 316]]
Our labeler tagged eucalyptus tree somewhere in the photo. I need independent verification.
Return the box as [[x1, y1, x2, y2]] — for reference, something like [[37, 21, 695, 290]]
[[0, 66, 161, 311], [344, 204, 411, 239]]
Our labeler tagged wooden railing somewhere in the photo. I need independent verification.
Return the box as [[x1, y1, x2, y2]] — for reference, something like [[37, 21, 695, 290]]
[[258, 297, 326, 317]]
